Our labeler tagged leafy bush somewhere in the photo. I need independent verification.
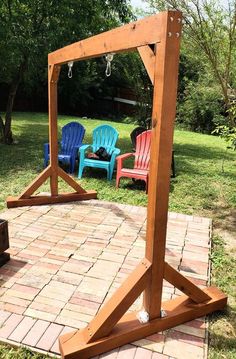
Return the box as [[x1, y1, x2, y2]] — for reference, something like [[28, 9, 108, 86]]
[[176, 81, 224, 133], [213, 101, 236, 150]]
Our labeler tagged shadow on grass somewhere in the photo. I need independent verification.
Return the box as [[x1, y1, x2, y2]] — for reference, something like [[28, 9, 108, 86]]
[[212, 205, 236, 236], [174, 142, 235, 180], [208, 305, 236, 354]]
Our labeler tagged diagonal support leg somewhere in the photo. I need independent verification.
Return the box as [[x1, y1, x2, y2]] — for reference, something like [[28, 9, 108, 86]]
[[83, 259, 151, 343], [59, 286, 227, 359], [6, 62, 97, 208], [19, 166, 51, 199], [164, 262, 211, 303], [58, 167, 87, 194], [6, 165, 97, 208]]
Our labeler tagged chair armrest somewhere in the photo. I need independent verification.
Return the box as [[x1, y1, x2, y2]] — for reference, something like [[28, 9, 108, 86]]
[[116, 152, 134, 163], [110, 148, 121, 162], [79, 144, 91, 159], [116, 152, 134, 172], [79, 144, 91, 152]]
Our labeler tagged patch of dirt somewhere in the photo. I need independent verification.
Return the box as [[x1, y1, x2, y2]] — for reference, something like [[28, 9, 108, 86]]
[[194, 201, 236, 251], [211, 202, 236, 252], [215, 228, 236, 252]]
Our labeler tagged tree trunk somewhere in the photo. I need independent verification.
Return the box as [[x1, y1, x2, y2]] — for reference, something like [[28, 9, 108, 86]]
[[0, 116, 4, 140], [2, 58, 28, 144]]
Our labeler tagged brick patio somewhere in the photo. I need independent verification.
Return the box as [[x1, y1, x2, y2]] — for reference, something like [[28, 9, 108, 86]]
[[0, 200, 211, 358]]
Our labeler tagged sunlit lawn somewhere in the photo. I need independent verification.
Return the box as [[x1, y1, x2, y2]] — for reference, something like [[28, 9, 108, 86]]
[[0, 112, 235, 214], [0, 112, 235, 358]]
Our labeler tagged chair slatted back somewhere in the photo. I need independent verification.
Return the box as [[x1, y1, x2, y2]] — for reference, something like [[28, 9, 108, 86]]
[[130, 126, 146, 149], [92, 125, 119, 155], [134, 130, 151, 170], [61, 122, 85, 155]]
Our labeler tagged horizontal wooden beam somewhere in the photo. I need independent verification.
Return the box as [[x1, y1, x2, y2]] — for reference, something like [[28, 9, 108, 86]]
[[6, 191, 97, 208], [48, 11, 181, 65], [59, 286, 227, 359]]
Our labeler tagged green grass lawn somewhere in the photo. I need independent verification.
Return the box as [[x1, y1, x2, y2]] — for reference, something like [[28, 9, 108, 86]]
[[0, 112, 235, 358]]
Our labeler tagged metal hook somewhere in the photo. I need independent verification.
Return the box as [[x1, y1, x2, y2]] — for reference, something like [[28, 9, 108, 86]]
[[105, 53, 115, 77], [68, 61, 74, 79]]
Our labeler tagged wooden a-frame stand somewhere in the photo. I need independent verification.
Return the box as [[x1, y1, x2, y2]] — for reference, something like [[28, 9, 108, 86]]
[[7, 10, 227, 358]]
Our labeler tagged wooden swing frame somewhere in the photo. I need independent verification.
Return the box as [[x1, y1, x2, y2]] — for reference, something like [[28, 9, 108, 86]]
[[7, 10, 227, 358]]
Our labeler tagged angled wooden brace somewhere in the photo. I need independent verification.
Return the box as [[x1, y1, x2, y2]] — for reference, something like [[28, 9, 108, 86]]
[[59, 261, 226, 359], [164, 262, 211, 303], [138, 45, 155, 84], [58, 11, 226, 359], [6, 65, 97, 208], [6, 9, 227, 359]]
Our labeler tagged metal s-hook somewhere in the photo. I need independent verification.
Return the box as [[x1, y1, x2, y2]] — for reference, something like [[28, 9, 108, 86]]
[[68, 61, 74, 78], [105, 53, 115, 77]]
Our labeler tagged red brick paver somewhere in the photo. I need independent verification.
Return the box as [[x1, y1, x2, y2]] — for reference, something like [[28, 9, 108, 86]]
[[8, 316, 36, 342], [0, 200, 212, 358], [22, 319, 50, 347]]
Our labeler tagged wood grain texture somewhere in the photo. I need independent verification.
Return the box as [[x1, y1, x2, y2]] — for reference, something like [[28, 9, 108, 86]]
[[59, 286, 227, 359], [144, 11, 182, 319], [19, 166, 51, 199], [138, 45, 155, 84], [48, 13, 171, 66], [84, 259, 151, 343], [58, 167, 87, 194], [164, 262, 211, 303], [6, 191, 97, 208], [48, 65, 60, 196]]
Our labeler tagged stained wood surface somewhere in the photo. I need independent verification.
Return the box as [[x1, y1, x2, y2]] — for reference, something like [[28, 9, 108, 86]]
[[8, 10, 227, 359], [48, 65, 60, 196], [6, 191, 97, 208], [137, 45, 155, 84], [84, 259, 151, 343], [144, 11, 182, 319], [48, 13, 173, 65], [58, 167, 87, 194], [59, 286, 227, 359], [164, 262, 211, 303], [19, 166, 51, 199]]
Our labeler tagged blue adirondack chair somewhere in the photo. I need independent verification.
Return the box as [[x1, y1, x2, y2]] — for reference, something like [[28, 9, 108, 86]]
[[78, 124, 120, 180], [43, 122, 85, 174]]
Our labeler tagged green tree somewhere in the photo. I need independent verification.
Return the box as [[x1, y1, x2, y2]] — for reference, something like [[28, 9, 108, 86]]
[[0, 0, 132, 144], [147, 0, 236, 127]]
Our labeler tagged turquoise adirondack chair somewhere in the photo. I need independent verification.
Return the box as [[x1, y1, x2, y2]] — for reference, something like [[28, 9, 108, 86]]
[[78, 125, 120, 180]]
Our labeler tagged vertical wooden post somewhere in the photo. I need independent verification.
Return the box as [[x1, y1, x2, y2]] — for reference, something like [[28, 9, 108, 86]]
[[144, 12, 182, 319], [48, 64, 60, 196]]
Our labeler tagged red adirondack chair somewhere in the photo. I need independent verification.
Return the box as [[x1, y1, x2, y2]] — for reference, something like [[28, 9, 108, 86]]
[[116, 130, 151, 192]]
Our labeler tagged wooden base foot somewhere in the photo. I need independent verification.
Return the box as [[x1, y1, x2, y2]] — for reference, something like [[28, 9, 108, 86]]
[[0, 253, 10, 267], [6, 191, 97, 208], [59, 286, 227, 359]]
